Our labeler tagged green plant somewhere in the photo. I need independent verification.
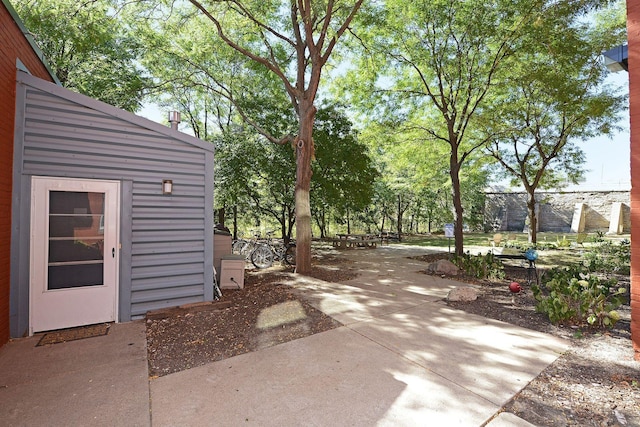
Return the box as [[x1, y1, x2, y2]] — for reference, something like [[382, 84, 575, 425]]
[[556, 235, 572, 248], [590, 230, 606, 243], [453, 252, 505, 281], [534, 241, 557, 251], [582, 240, 630, 276], [532, 265, 626, 328], [504, 240, 533, 251]]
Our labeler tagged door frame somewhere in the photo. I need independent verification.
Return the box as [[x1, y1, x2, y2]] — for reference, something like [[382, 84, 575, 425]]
[[28, 176, 121, 335]]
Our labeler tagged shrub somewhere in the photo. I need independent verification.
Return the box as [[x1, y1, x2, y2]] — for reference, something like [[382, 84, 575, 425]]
[[582, 240, 630, 276], [532, 265, 626, 328], [453, 252, 505, 281]]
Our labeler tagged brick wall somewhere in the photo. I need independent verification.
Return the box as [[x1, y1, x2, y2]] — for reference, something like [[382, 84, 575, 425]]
[[628, 0, 640, 361], [0, 3, 54, 345]]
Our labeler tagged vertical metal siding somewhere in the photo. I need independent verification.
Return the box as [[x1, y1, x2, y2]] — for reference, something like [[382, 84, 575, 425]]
[[20, 86, 213, 316]]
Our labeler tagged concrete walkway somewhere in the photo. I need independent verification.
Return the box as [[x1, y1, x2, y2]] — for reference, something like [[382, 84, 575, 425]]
[[0, 244, 567, 426], [0, 320, 149, 426]]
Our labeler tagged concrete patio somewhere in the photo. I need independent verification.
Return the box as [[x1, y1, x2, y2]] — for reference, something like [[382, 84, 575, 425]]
[[0, 244, 568, 426]]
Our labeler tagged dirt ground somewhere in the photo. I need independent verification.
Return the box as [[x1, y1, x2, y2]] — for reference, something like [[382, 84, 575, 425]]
[[146, 251, 639, 427]]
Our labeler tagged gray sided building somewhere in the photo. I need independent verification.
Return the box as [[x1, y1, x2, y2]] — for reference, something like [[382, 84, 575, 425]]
[[10, 72, 215, 337]]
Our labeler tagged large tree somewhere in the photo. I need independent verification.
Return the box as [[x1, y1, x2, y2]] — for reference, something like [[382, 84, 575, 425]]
[[484, 4, 627, 244], [14, 0, 149, 111], [344, 0, 541, 255], [343, 0, 610, 255], [174, 0, 363, 273], [311, 104, 378, 237]]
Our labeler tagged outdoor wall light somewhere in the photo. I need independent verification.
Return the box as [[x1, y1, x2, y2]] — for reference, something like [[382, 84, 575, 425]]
[[162, 179, 173, 195]]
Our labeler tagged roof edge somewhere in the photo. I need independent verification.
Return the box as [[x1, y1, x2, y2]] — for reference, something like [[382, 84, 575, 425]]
[[3, 0, 61, 85], [17, 72, 214, 153]]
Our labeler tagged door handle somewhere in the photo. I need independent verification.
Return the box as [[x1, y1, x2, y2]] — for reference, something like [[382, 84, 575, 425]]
[[112, 248, 115, 258]]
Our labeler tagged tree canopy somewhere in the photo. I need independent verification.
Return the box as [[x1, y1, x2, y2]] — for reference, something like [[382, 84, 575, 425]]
[[14, 0, 149, 112], [483, 2, 627, 242], [15, 0, 630, 254], [162, 0, 365, 273], [337, 0, 624, 251]]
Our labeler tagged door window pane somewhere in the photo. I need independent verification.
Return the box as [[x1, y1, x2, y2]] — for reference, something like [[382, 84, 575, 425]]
[[48, 191, 105, 290]]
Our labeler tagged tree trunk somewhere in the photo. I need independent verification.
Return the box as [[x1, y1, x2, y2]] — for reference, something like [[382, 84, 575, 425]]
[[318, 207, 326, 238], [450, 159, 464, 256], [287, 206, 295, 244], [233, 205, 238, 240], [396, 195, 403, 241], [280, 209, 288, 245], [294, 102, 316, 274], [217, 206, 226, 227], [527, 190, 538, 244]]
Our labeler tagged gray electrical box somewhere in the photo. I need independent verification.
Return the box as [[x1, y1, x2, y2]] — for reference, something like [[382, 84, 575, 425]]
[[220, 255, 245, 289]]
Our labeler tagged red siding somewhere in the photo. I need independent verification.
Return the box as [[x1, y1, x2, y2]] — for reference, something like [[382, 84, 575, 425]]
[[0, 3, 55, 345], [629, 0, 640, 361]]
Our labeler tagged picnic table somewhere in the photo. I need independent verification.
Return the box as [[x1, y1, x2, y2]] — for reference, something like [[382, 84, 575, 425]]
[[379, 231, 399, 245], [333, 233, 378, 249]]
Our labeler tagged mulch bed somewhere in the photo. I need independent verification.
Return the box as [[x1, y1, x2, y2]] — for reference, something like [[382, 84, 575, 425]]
[[146, 268, 345, 378], [37, 323, 111, 346]]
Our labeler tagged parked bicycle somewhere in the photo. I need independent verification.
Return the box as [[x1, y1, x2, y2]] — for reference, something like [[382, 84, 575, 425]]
[[250, 236, 296, 269], [232, 229, 262, 260]]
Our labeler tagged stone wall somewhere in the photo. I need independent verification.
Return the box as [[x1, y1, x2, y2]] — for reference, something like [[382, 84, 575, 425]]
[[484, 191, 631, 233]]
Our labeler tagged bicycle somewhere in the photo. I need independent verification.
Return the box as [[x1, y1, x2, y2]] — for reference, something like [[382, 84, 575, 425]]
[[232, 229, 262, 260], [250, 237, 296, 269]]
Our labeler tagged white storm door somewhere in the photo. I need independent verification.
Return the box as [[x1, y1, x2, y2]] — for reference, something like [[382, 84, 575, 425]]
[[30, 177, 120, 334]]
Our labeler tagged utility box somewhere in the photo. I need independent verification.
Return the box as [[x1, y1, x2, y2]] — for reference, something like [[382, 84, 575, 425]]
[[220, 255, 246, 289], [213, 228, 232, 278]]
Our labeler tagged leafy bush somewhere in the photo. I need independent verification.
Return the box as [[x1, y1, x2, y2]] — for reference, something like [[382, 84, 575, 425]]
[[453, 252, 505, 281], [503, 240, 525, 250], [532, 265, 626, 328], [582, 240, 630, 276]]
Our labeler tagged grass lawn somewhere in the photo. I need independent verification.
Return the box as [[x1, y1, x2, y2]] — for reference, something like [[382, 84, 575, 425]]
[[399, 231, 630, 269]]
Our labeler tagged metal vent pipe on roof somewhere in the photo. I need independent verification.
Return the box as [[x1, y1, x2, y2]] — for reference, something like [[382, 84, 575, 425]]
[[168, 111, 181, 130]]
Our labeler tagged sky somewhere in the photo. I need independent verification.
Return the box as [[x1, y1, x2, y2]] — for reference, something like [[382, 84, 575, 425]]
[[138, 71, 632, 194], [561, 70, 630, 192]]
